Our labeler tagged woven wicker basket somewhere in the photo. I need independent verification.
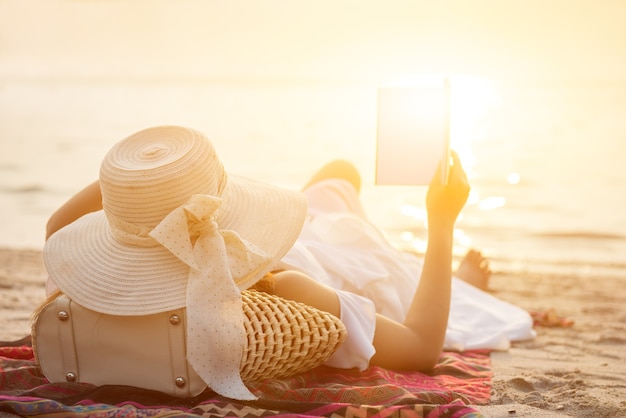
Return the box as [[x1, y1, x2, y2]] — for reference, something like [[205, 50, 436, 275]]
[[240, 290, 346, 381]]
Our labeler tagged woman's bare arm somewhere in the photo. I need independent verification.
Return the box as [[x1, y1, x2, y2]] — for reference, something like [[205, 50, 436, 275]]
[[46, 180, 102, 240], [272, 152, 469, 372], [371, 151, 469, 370]]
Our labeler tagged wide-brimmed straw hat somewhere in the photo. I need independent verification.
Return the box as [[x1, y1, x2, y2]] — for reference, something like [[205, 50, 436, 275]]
[[43, 125, 308, 400]]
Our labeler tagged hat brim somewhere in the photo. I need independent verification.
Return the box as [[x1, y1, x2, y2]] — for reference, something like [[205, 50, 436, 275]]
[[44, 175, 307, 315]]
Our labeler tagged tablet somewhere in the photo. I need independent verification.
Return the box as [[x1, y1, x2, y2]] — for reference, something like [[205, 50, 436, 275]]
[[375, 84, 450, 185]]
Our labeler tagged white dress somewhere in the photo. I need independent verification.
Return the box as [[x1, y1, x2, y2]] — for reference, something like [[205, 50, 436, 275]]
[[279, 178, 536, 368]]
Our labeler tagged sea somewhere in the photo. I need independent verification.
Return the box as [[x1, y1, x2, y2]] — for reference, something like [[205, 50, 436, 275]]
[[1, 78, 625, 279]]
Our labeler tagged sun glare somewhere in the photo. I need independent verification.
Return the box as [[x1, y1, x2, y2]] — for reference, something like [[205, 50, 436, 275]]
[[507, 172, 521, 185], [449, 75, 501, 172], [385, 74, 501, 174]]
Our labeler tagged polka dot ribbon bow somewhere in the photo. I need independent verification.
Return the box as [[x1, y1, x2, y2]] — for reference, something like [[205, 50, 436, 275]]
[[149, 194, 271, 400]]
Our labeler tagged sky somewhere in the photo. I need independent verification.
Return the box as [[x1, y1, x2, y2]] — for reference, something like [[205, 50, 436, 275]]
[[1, 0, 625, 84]]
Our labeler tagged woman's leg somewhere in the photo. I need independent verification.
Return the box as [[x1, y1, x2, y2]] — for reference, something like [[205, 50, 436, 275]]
[[455, 249, 492, 290]]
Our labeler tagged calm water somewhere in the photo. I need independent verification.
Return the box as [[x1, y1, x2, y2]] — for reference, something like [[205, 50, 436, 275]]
[[1, 80, 625, 278]]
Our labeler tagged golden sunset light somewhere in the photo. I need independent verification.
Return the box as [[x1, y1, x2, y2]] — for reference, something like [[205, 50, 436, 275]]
[[1, 0, 626, 415], [1, 0, 625, 84]]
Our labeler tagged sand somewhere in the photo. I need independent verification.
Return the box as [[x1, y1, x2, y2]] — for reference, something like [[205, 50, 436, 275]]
[[0, 247, 624, 417]]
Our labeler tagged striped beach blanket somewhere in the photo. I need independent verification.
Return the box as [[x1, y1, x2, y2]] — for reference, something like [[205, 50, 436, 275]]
[[0, 342, 490, 417]]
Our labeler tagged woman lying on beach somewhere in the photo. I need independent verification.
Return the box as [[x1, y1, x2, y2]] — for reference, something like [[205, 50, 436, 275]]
[[42, 125, 534, 399]]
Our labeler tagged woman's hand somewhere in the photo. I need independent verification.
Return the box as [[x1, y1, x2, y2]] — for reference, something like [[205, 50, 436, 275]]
[[425, 150, 470, 229]]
